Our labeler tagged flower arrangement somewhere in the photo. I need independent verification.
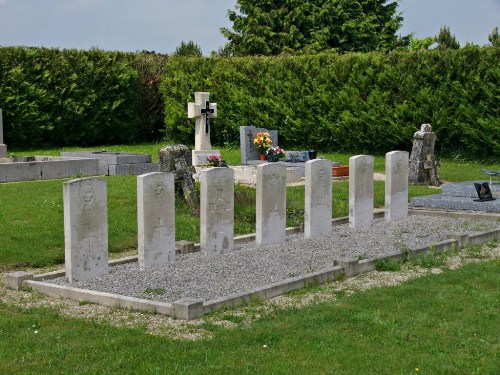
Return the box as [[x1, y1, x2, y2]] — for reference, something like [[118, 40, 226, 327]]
[[207, 154, 221, 166], [266, 146, 285, 161], [253, 132, 273, 154]]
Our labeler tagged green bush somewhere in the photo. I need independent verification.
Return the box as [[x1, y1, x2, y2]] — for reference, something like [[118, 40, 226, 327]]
[[161, 48, 500, 158]]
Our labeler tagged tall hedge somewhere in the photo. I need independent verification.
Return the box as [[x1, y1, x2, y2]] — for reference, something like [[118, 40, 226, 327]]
[[161, 48, 500, 158], [0, 47, 141, 148]]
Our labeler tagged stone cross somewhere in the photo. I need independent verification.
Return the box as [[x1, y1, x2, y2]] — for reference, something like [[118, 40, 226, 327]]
[[188, 92, 217, 151], [0, 109, 7, 158]]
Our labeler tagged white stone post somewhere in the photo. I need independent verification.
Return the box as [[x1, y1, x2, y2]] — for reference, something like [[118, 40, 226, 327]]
[[137, 172, 175, 267], [188, 92, 220, 166], [256, 163, 287, 245], [349, 155, 374, 229], [305, 159, 333, 238], [64, 177, 109, 283], [0, 109, 7, 158], [385, 151, 409, 222], [200, 167, 234, 255]]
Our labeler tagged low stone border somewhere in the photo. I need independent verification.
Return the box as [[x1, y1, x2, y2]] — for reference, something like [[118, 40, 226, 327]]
[[5, 210, 500, 320]]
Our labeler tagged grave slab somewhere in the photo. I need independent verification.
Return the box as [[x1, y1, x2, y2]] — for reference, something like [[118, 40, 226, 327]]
[[385, 151, 409, 222], [349, 155, 374, 229], [64, 177, 109, 283], [137, 172, 176, 267], [200, 168, 234, 255], [256, 163, 287, 245], [305, 159, 333, 238]]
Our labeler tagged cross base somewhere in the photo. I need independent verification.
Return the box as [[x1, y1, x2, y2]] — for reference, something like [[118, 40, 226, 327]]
[[192, 150, 220, 167], [0, 144, 7, 158]]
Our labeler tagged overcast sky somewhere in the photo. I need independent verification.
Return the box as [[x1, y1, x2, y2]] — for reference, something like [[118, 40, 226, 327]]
[[0, 0, 498, 55]]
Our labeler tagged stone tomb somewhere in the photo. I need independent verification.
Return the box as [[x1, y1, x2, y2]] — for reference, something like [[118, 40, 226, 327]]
[[64, 177, 109, 283], [188, 92, 220, 166], [137, 172, 176, 267], [256, 163, 287, 245], [61, 151, 158, 176], [304, 159, 333, 238], [0, 109, 7, 158], [385, 151, 409, 222], [349, 155, 374, 229], [200, 168, 234, 255]]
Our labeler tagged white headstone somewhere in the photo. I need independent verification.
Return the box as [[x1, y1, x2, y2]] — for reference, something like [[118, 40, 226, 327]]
[[385, 151, 409, 222], [200, 168, 234, 255], [137, 172, 175, 267], [305, 159, 333, 238], [0, 109, 7, 158], [349, 155, 374, 229], [64, 177, 109, 283], [256, 163, 287, 245], [188, 92, 220, 166]]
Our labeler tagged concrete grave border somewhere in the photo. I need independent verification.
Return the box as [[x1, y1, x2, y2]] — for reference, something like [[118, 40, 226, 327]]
[[6, 209, 500, 321]]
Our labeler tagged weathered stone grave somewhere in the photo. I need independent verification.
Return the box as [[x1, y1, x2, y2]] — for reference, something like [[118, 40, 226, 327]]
[[158, 144, 198, 207], [61, 151, 158, 176], [349, 155, 374, 229], [188, 92, 220, 166], [200, 167, 234, 255], [409, 124, 440, 186], [0, 109, 7, 158], [64, 177, 109, 283], [256, 163, 287, 245], [385, 151, 409, 222], [305, 159, 333, 238], [137, 172, 176, 267]]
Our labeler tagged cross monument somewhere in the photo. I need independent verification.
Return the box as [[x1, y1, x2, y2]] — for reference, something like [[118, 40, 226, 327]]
[[187, 92, 220, 166]]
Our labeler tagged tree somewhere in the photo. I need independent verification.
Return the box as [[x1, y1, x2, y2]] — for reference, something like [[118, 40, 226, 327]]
[[220, 0, 407, 56], [436, 26, 460, 50], [488, 26, 500, 47], [408, 35, 436, 50], [172, 41, 203, 57]]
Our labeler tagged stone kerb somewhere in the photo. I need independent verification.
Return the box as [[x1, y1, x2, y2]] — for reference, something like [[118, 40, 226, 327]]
[[200, 167, 235, 255], [0, 109, 7, 158], [64, 177, 109, 283], [305, 159, 333, 238], [385, 151, 409, 222], [137, 172, 176, 267], [256, 163, 287, 245], [349, 155, 374, 229]]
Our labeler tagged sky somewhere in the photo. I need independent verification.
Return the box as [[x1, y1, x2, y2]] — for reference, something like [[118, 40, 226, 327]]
[[0, 0, 499, 55]]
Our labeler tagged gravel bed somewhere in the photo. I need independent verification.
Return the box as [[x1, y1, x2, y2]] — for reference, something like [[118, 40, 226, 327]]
[[49, 216, 498, 303]]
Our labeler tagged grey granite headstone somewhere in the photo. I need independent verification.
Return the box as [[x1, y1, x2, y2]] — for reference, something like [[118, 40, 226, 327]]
[[409, 124, 440, 186], [385, 151, 409, 222], [200, 167, 234, 255], [137, 172, 175, 267], [0, 109, 7, 158], [64, 177, 109, 283], [240, 126, 279, 165], [304, 159, 332, 238]]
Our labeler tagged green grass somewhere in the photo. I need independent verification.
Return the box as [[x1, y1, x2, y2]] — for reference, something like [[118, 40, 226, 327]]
[[0, 260, 498, 374]]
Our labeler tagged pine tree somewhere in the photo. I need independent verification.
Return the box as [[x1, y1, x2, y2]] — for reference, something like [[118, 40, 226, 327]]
[[488, 26, 500, 47], [173, 41, 203, 57], [436, 26, 460, 50]]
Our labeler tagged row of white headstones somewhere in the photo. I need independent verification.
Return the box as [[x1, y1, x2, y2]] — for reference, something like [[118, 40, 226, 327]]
[[64, 151, 408, 283]]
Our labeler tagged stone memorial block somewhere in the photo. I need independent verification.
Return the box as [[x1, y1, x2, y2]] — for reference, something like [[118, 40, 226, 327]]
[[349, 155, 374, 229], [188, 92, 219, 166], [240, 126, 279, 165], [474, 182, 496, 201], [305, 159, 333, 238], [0, 109, 7, 158], [64, 177, 109, 283], [256, 163, 287, 245], [200, 168, 234, 255], [409, 124, 440, 186], [137, 172, 175, 267], [385, 151, 409, 222], [158, 145, 198, 207]]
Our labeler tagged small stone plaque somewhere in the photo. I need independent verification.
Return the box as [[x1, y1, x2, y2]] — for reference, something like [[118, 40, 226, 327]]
[[473, 182, 496, 201]]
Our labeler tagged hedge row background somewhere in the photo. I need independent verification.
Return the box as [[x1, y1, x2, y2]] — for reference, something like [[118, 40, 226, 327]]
[[0, 46, 498, 158]]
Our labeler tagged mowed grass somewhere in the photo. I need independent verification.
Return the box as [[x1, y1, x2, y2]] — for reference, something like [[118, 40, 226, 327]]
[[0, 260, 498, 374]]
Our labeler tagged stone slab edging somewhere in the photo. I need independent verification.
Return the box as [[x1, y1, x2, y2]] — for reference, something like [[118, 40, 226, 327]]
[[6, 210, 500, 320]]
